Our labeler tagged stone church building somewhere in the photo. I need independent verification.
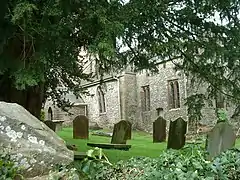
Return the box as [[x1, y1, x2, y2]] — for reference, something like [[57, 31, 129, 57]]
[[44, 53, 235, 132]]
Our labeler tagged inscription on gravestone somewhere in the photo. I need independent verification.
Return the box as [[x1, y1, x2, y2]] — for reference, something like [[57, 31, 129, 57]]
[[111, 120, 130, 144], [153, 116, 166, 143], [167, 117, 187, 150], [73, 115, 89, 139], [206, 122, 236, 159]]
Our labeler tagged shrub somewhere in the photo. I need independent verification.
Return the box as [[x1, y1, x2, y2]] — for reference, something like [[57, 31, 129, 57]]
[[78, 145, 240, 180], [40, 110, 45, 121], [0, 152, 23, 180]]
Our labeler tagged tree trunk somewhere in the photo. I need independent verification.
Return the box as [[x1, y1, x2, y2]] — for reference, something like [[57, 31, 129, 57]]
[[26, 83, 45, 119], [0, 76, 44, 119]]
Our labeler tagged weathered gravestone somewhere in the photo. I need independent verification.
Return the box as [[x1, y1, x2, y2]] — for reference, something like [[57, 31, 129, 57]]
[[73, 115, 89, 139], [111, 120, 130, 144], [153, 116, 166, 142], [44, 120, 56, 132], [167, 117, 187, 149], [206, 122, 236, 160], [87, 120, 132, 150]]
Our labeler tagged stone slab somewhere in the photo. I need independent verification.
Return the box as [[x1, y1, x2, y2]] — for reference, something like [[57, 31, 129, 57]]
[[87, 143, 131, 151], [74, 152, 87, 160], [92, 131, 112, 137]]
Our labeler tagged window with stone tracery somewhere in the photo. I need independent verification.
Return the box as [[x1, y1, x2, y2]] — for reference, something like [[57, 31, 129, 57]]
[[97, 86, 106, 113], [168, 80, 180, 109], [141, 85, 150, 111]]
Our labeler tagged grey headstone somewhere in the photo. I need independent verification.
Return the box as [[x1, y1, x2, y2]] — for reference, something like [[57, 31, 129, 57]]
[[167, 117, 187, 149], [153, 116, 166, 142], [206, 122, 236, 159], [111, 120, 130, 144]]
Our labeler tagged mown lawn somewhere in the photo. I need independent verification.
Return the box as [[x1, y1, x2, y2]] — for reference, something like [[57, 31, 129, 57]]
[[58, 128, 166, 163], [58, 128, 240, 163]]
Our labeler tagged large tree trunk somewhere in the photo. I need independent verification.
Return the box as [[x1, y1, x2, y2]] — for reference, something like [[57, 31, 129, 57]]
[[26, 83, 45, 119], [0, 76, 44, 119], [0, 11, 45, 118]]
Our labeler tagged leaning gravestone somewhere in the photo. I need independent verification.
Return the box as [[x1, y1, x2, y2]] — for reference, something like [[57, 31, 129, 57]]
[[167, 117, 187, 149], [0, 102, 73, 178], [153, 116, 166, 142], [111, 120, 130, 144], [206, 122, 236, 160], [73, 115, 89, 139], [44, 120, 56, 132]]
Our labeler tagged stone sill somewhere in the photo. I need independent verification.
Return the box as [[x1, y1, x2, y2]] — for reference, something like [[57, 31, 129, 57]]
[[99, 112, 107, 116], [168, 108, 181, 111]]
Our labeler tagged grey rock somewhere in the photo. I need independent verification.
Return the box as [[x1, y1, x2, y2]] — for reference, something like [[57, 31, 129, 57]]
[[0, 102, 73, 178]]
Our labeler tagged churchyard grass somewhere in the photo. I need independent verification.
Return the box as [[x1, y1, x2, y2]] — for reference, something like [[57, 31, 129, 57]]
[[58, 128, 240, 163], [58, 128, 166, 163]]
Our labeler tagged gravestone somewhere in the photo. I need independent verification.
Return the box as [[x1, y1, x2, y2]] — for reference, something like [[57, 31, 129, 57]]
[[111, 120, 130, 144], [167, 117, 187, 149], [73, 115, 89, 139], [206, 122, 236, 159], [153, 116, 166, 142], [44, 120, 56, 132], [126, 121, 132, 140]]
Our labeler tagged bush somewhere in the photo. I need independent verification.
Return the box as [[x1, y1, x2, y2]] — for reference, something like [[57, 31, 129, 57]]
[[0, 152, 23, 180], [40, 110, 45, 121], [78, 145, 240, 180]]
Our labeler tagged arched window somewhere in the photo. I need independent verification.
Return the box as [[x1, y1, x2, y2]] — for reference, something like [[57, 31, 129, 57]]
[[48, 107, 53, 121], [169, 82, 175, 109], [168, 80, 180, 109], [97, 86, 106, 113], [141, 85, 150, 111], [174, 81, 180, 108]]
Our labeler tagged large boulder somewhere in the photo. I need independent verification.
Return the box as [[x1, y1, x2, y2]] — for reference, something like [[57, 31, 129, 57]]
[[0, 102, 73, 178]]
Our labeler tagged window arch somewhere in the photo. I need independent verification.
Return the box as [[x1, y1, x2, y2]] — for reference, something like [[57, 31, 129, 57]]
[[174, 81, 180, 108], [141, 85, 150, 111], [48, 107, 53, 121], [97, 86, 106, 113], [168, 80, 180, 109]]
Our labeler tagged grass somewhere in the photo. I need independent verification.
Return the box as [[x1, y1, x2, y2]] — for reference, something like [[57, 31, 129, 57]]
[[58, 128, 240, 163], [57, 128, 166, 163]]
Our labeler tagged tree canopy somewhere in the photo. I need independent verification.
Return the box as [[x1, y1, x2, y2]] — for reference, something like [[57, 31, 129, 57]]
[[0, 0, 239, 118], [120, 0, 240, 118]]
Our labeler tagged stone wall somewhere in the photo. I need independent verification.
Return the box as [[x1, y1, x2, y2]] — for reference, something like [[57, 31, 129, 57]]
[[44, 100, 65, 121], [185, 77, 236, 127], [43, 91, 87, 127], [119, 73, 138, 126], [43, 60, 238, 132], [81, 80, 120, 128], [134, 63, 188, 132]]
